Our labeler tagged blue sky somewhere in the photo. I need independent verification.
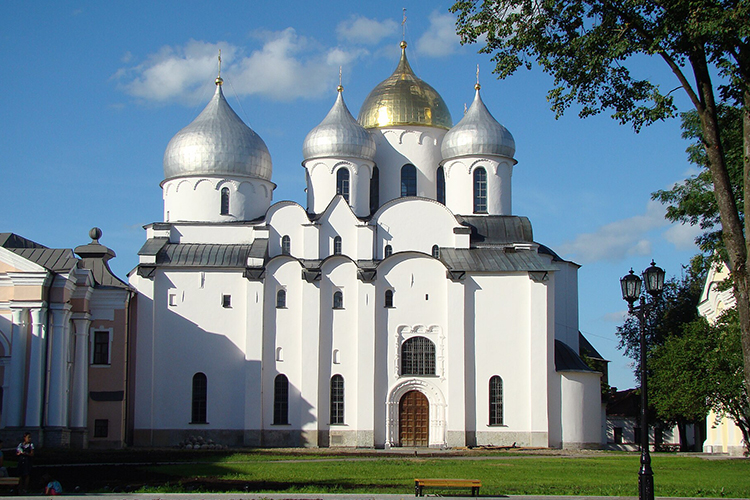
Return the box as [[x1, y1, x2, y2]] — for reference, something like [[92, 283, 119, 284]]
[[1, 1, 705, 391]]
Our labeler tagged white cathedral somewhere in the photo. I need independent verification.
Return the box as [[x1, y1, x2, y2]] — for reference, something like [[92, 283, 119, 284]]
[[128, 42, 604, 449]]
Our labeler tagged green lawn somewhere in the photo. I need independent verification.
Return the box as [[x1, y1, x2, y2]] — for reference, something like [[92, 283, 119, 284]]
[[135, 453, 750, 497]]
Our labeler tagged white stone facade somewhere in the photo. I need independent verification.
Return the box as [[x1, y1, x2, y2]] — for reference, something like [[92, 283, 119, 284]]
[[130, 45, 603, 449]]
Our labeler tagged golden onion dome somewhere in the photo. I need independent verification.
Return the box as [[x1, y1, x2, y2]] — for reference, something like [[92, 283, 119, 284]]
[[357, 42, 453, 130]]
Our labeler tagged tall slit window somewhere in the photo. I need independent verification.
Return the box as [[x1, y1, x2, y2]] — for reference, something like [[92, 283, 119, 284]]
[[473, 167, 488, 213], [431, 245, 440, 259], [436, 166, 446, 204], [330, 374, 344, 425], [281, 235, 291, 255], [401, 336, 436, 375], [489, 375, 504, 425], [385, 289, 394, 308], [401, 164, 417, 197], [336, 168, 350, 203], [273, 374, 289, 425], [370, 166, 380, 214], [191, 373, 207, 424], [276, 289, 287, 308], [333, 291, 343, 309], [333, 236, 342, 255], [384, 245, 392, 258], [220, 187, 230, 215]]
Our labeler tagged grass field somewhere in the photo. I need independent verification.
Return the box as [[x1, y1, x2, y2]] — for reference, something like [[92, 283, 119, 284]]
[[21, 448, 750, 497]]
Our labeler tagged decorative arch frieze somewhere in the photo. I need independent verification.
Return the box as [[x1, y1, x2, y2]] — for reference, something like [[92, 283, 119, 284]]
[[469, 158, 500, 176], [442, 160, 463, 178], [238, 180, 257, 194], [307, 161, 328, 176], [385, 378, 447, 448], [175, 179, 192, 193], [214, 178, 240, 191], [331, 160, 356, 175], [418, 131, 438, 146]]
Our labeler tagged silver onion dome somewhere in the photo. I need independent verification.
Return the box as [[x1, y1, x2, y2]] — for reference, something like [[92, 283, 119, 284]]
[[303, 87, 376, 161], [441, 85, 515, 160], [163, 80, 272, 181]]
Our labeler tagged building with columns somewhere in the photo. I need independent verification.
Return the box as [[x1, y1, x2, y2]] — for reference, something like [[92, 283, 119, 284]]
[[0, 230, 132, 448], [130, 42, 604, 449]]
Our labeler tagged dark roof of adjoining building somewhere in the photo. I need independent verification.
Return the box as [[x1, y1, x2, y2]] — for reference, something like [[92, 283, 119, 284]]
[[149, 240, 268, 268], [456, 215, 533, 245], [579, 332, 607, 361], [555, 340, 597, 373], [606, 389, 640, 417], [0, 233, 78, 273], [440, 247, 557, 272]]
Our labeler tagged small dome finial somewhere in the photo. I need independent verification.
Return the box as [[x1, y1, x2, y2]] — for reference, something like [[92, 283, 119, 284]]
[[89, 227, 102, 243], [337, 66, 343, 92], [475, 64, 481, 90], [215, 49, 223, 86]]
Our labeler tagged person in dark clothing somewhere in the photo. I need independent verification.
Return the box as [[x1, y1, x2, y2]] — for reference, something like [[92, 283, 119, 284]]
[[16, 432, 34, 494]]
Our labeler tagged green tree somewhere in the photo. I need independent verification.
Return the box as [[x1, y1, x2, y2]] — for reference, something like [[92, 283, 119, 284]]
[[653, 105, 744, 257], [451, 0, 750, 398], [650, 311, 750, 454]]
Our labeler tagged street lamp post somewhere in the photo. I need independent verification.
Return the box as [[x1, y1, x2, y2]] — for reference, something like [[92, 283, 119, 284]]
[[620, 261, 665, 500]]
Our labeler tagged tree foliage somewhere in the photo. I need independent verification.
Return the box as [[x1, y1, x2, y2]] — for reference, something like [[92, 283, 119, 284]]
[[451, 0, 750, 398], [615, 255, 708, 370], [653, 105, 745, 256], [650, 310, 750, 453]]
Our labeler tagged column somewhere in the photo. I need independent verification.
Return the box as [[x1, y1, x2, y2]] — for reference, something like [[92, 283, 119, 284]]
[[47, 306, 72, 427], [70, 315, 91, 429], [5, 308, 28, 427], [24, 307, 48, 428]]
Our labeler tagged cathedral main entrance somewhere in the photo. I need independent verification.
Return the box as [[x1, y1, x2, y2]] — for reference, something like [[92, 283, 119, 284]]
[[399, 390, 429, 446]]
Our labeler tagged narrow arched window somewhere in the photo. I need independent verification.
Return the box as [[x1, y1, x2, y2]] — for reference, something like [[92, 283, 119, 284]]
[[436, 166, 446, 204], [370, 166, 380, 214], [273, 374, 289, 425], [489, 375, 504, 425], [220, 187, 230, 215], [330, 374, 344, 425], [385, 289, 394, 308], [401, 164, 417, 197], [431, 245, 440, 259], [281, 235, 291, 255], [336, 168, 350, 203], [473, 167, 487, 213], [401, 336, 436, 375], [333, 236, 342, 255], [276, 289, 287, 308], [384, 245, 392, 258], [333, 291, 343, 309], [191, 373, 207, 424]]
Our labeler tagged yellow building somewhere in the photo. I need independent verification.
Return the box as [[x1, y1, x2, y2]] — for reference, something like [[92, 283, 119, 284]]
[[697, 261, 745, 456]]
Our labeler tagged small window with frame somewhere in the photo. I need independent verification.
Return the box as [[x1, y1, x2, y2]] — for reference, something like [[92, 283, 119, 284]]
[[92, 331, 110, 365], [222, 294, 231, 308], [94, 419, 109, 438]]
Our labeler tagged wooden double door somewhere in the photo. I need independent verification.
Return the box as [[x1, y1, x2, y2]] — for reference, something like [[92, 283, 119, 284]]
[[399, 390, 429, 447]]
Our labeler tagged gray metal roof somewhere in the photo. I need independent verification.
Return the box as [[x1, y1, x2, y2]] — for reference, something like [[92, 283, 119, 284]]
[[1, 233, 78, 272], [457, 216, 533, 245], [138, 238, 169, 256], [303, 90, 376, 161], [163, 83, 272, 182], [555, 340, 597, 373], [442, 87, 515, 160], [439, 247, 557, 273], [153, 240, 268, 268]]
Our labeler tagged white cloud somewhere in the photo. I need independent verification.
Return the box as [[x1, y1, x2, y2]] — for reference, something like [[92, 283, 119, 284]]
[[336, 16, 398, 45], [602, 310, 628, 323], [114, 32, 365, 104], [663, 222, 701, 250], [415, 11, 460, 57], [557, 200, 669, 264]]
